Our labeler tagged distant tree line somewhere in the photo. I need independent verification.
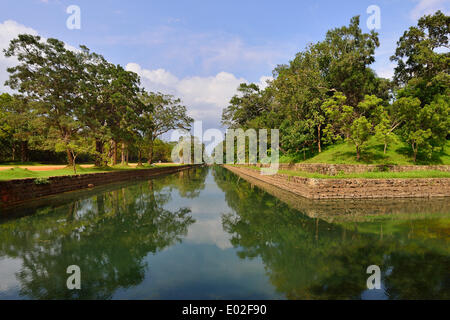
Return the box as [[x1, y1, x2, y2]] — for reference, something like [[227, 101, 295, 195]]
[[220, 12, 449, 162], [0, 34, 193, 170]]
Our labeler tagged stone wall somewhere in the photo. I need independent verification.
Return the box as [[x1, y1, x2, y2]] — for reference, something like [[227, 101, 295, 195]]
[[225, 165, 450, 199], [227, 167, 450, 222], [254, 163, 450, 175], [0, 165, 200, 208]]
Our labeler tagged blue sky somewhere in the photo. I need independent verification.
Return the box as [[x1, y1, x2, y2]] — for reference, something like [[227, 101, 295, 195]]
[[1, 0, 449, 134]]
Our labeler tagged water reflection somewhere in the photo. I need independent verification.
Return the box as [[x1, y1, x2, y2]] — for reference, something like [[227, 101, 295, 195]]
[[213, 166, 450, 300], [0, 168, 210, 299], [0, 166, 448, 299]]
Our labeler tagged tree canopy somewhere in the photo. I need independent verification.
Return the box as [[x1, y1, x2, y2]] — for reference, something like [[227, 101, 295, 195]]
[[220, 12, 449, 163], [1, 35, 193, 168]]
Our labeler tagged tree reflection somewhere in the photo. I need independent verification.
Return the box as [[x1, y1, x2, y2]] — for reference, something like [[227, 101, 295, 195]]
[[214, 166, 450, 300], [158, 166, 209, 198], [0, 168, 211, 299]]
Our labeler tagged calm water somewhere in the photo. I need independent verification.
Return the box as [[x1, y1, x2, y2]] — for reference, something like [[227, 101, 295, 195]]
[[0, 166, 449, 300]]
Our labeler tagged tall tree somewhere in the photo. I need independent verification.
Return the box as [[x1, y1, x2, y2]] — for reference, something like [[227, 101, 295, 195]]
[[4, 34, 83, 165], [349, 116, 372, 161], [390, 11, 449, 161], [318, 16, 381, 107], [139, 92, 193, 164], [274, 44, 329, 153], [391, 10, 449, 89], [222, 83, 272, 129], [394, 96, 449, 162], [78, 47, 142, 167], [0, 93, 15, 161]]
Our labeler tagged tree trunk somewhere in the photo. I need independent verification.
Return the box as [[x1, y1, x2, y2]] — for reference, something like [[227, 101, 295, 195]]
[[20, 141, 27, 163], [121, 142, 125, 164], [95, 140, 103, 167], [148, 180, 156, 208], [72, 153, 77, 174], [97, 195, 105, 215], [384, 142, 387, 154], [356, 146, 360, 161], [67, 202, 76, 221], [126, 149, 129, 164], [138, 150, 142, 166], [66, 148, 74, 166], [147, 140, 154, 165], [12, 144, 15, 161], [317, 125, 322, 153], [412, 143, 417, 163], [112, 140, 118, 165]]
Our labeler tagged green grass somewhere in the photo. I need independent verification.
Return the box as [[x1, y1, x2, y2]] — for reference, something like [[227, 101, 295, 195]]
[[280, 136, 450, 165], [0, 162, 55, 166], [238, 165, 450, 179], [0, 164, 180, 181]]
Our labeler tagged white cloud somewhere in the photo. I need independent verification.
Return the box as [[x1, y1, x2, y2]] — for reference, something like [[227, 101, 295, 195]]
[[185, 218, 232, 250], [374, 63, 396, 79], [127, 62, 271, 129], [127, 62, 179, 87], [410, 0, 449, 20], [0, 20, 39, 92], [198, 36, 284, 74], [257, 75, 273, 90], [0, 257, 21, 294], [0, 20, 272, 130], [101, 27, 290, 76], [0, 20, 78, 92]]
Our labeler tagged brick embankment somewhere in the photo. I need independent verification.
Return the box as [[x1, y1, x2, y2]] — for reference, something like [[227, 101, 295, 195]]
[[224, 165, 450, 199], [226, 166, 449, 221], [0, 165, 201, 208], [254, 163, 450, 175]]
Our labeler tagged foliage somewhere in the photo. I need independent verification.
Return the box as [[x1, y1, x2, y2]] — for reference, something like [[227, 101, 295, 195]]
[[1, 34, 192, 166], [349, 116, 372, 160], [220, 12, 449, 164]]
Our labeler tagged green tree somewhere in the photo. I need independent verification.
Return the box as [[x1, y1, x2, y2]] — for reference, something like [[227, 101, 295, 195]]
[[394, 96, 449, 162], [0, 93, 14, 161], [391, 10, 449, 88], [78, 47, 142, 167], [350, 116, 372, 161], [55, 133, 94, 174], [139, 92, 193, 164], [222, 83, 273, 129], [374, 113, 395, 154], [321, 92, 354, 143], [153, 139, 175, 163], [318, 16, 381, 107], [274, 44, 329, 153], [4, 34, 83, 166]]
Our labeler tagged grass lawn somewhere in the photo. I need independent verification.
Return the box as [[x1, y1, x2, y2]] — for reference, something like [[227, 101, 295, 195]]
[[0, 162, 59, 166], [280, 136, 450, 165], [0, 163, 181, 181], [238, 165, 450, 179]]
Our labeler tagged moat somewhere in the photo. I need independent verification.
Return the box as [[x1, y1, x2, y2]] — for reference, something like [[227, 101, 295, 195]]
[[0, 166, 448, 299]]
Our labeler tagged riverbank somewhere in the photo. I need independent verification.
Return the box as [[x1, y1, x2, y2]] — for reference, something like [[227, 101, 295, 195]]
[[222, 166, 449, 223], [253, 163, 450, 177], [224, 165, 450, 199], [0, 163, 182, 180], [0, 164, 199, 208]]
